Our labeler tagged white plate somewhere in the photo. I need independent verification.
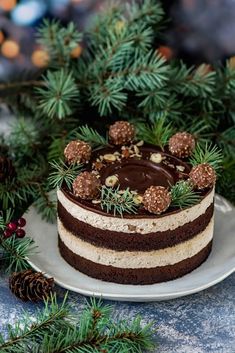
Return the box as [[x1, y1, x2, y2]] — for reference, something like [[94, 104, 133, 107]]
[[25, 195, 235, 302]]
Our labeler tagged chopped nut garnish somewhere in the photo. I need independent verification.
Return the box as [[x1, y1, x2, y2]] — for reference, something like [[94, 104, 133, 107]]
[[150, 153, 162, 163], [92, 199, 101, 204], [133, 194, 143, 205], [103, 154, 116, 162], [176, 165, 185, 172], [93, 161, 105, 171], [122, 148, 130, 158], [133, 145, 140, 155], [105, 175, 119, 187], [136, 140, 144, 147]]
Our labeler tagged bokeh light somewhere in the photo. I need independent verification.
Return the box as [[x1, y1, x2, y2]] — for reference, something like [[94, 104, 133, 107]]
[[1, 40, 20, 59], [11, 0, 47, 26], [0, 0, 17, 12]]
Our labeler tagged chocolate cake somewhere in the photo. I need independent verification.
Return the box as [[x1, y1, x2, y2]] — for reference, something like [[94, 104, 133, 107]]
[[57, 122, 216, 285]]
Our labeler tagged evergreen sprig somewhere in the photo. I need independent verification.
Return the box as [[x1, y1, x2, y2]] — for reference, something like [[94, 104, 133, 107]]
[[0, 294, 71, 353], [190, 143, 223, 172], [137, 117, 174, 149], [0, 235, 36, 273], [0, 295, 156, 353], [48, 159, 83, 190], [100, 186, 138, 217], [36, 70, 80, 120], [37, 19, 82, 69], [170, 180, 201, 209], [75, 125, 109, 148], [0, 210, 36, 273]]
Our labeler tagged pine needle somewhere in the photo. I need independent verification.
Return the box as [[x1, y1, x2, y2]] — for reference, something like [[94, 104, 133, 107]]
[[0, 295, 156, 353], [136, 117, 174, 149], [100, 186, 138, 217], [48, 160, 83, 190], [171, 180, 201, 209], [75, 125, 109, 148], [36, 70, 80, 120], [190, 143, 223, 171]]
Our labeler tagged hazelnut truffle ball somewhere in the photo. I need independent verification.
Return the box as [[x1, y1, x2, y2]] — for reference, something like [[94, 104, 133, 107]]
[[169, 132, 195, 158], [189, 163, 216, 190], [64, 140, 91, 164], [143, 186, 171, 214], [109, 121, 135, 145], [73, 172, 101, 200]]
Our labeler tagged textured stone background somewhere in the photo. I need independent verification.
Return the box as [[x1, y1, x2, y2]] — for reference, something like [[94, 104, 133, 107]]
[[0, 272, 234, 353]]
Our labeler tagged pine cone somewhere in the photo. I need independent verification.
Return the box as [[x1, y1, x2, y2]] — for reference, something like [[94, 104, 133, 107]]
[[0, 156, 16, 182], [9, 270, 54, 302]]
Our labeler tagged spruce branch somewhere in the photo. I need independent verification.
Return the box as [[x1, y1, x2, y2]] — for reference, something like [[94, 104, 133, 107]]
[[171, 180, 201, 209], [48, 160, 83, 190], [190, 143, 223, 171], [0, 296, 156, 353], [75, 125, 109, 148], [0, 236, 36, 273], [36, 70, 80, 120], [136, 117, 174, 149], [37, 19, 82, 69], [100, 186, 138, 217], [0, 294, 71, 353], [34, 188, 57, 223]]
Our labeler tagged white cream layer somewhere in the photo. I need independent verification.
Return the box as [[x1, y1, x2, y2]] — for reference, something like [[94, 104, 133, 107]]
[[58, 217, 214, 268], [57, 188, 214, 234]]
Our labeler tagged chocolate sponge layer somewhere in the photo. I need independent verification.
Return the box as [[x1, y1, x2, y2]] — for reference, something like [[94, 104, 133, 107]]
[[58, 236, 212, 285], [58, 201, 214, 251]]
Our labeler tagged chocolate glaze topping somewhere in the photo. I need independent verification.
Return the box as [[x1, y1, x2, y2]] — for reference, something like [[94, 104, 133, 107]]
[[61, 143, 209, 217], [97, 145, 190, 193]]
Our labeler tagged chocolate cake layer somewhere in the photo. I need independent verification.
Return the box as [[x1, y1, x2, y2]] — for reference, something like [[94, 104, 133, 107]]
[[58, 236, 212, 285], [58, 201, 214, 251]]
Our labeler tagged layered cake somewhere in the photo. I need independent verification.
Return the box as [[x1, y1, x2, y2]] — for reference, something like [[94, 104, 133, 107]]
[[57, 121, 217, 284]]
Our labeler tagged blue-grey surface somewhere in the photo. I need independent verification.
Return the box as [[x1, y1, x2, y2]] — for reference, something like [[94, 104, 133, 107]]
[[0, 272, 234, 353]]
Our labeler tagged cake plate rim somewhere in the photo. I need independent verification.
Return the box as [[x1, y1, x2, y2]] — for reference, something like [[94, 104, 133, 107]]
[[25, 194, 235, 302]]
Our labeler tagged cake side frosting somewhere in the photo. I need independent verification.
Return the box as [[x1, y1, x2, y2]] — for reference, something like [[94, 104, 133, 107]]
[[58, 217, 214, 268], [57, 187, 214, 234]]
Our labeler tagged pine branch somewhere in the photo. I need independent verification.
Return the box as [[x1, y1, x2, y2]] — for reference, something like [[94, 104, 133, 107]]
[[36, 70, 80, 120], [0, 236, 36, 273], [33, 188, 57, 223], [48, 160, 83, 190], [190, 143, 223, 171], [171, 180, 201, 209], [136, 117, 174, 149], [0, 296, 156, 353], [75, 125, 109, 148], [37, 19, 82, 69], [0, 294, 71, 353], [100, 186, 138, 217]]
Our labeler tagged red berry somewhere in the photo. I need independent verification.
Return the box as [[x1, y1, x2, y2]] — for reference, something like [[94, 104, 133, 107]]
[[17, 217, 26, 227], [16, 228, 26, 238], [3, 229, 13, 238], [6, 222, 17, 231]]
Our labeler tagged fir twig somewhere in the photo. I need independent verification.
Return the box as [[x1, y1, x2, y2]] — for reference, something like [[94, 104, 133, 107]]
[[171, 180, 201, 209], [100, 186, 137, 217], [0, 236, 36, 273], [36, 70, 80, 120], [190, 143, 223, 171], [137, 117, 174, 149], [0, 295, 156, 353], [75, 125, 109, 148], [48, 160, 83, 189], [0, 294, 71, 353]]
